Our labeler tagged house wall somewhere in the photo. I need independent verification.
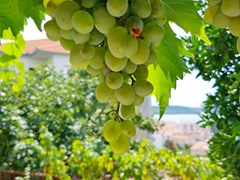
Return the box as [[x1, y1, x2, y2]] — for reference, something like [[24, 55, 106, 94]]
[[20, 56, 53, 70], [52, 54, 71, 73]]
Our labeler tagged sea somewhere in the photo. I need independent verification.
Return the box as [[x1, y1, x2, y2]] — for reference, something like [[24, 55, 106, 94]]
[[153, 114, 202, 123]]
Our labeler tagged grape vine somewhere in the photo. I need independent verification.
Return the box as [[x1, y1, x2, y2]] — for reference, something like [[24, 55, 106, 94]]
[[204, 0, 240, 53], [44, 0, 166, 154]]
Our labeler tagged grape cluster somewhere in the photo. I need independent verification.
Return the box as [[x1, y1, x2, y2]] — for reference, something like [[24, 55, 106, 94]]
[[103, 120, 136, 155], [204, 0, 240, 53], [44, 0, 166, 154]]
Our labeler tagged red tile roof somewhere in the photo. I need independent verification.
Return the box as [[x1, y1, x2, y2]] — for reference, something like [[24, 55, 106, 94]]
[[23, 39, 68, 55]]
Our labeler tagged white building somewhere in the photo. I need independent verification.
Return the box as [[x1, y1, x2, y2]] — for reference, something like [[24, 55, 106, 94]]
[[18, 39, 70, 72]]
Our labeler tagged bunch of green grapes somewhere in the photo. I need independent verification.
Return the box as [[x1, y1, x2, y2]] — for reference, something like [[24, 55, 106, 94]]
[[102, 120, 136, 155], [204, 0, 240, 53], [44, 0, 166, 154]]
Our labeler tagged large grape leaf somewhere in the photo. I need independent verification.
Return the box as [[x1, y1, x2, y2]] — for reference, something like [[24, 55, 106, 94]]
[[162, 0, 211, 45], [148, 65, 175, 119], [150, 0, 210, 118], [149, 24, 189, 118], [0, 0, 45, 37]]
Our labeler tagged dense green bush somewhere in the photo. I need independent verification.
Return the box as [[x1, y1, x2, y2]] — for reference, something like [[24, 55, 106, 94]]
[[0, 65, 225, 179], [185, 13, 240, 176]]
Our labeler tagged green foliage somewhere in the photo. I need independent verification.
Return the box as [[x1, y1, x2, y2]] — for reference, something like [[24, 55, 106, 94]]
[[0, 0, 44, 91], [63, 139, 225, 179], [0, 65, 224, 179], [149, 0, 210, 117], [0, 65, 154, 170], [0, 0, 44, 37], [185, 24, 240, 177], [0, 29, 26, 91]]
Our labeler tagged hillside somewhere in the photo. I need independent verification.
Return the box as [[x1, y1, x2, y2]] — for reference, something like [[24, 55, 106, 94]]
[[151, 105, 202, 115]]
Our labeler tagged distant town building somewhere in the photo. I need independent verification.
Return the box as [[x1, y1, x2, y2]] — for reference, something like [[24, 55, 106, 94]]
[[152, 117, 213, 155]]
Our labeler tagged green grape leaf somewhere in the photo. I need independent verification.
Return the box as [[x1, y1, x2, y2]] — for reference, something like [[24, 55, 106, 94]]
[[163, 0, 211, 45], [16, 62, 25, 74], [19, 0, 45, 31], [0, 29, 26, 90], [0, 0, 45, 37], [155, 24, 189, 80], [148, 64, 174, 119], [1, 29, 26, 58], [0, 0, 23, 37], [0, 70, 15, 82], [149, 24, 189, 118]]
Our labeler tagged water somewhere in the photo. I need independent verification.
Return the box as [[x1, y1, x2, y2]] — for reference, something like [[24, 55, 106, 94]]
[[153, 114, 202, 123]]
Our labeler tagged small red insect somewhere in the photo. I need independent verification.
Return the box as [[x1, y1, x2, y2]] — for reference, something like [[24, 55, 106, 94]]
[[132, 28, 140, 37]]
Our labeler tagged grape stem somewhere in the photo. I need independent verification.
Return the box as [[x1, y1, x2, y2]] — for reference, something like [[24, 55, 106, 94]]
[[115, 102, 120, 120], [105, 110, 116, 116]]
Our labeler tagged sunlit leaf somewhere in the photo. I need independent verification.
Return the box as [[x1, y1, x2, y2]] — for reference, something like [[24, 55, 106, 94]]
[[163, 0, 211, 45]]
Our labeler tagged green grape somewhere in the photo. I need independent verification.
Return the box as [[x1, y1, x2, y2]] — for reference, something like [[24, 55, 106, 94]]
[[144, 46, 157, 66], [55, 1, 80, 30], [105, 50, 128, 72], [103, 64, 112, 77], [60, 29, 73, 40], [89, 28, 105, 45], [86, 65, 102, 76], [131, 0, 151, 18], [125, 16, 144, 37], [229, 16, 240, 36], [107, 0, 128, 17], [204, 4, 219, 24], [120, 105, 136, 120], [106, 72, 124, 89], [129, 39, 149, 65], [70, 44, 89, 68], [237, 37, 240, 53], [80, 43, 95, 60], [81, 0, 98, 8], [133, 64, 148, 80], [150, 0, 164, 18], [213, 6, 230, 28], [123, 61, 137, 74], [156, 13, 167, 25], [120, 120, 136, 137], [133, 79, 153, 97], [141, 21, 164, 45], [71, 30, 90, 44], [124, 35, 138, 58], [95, 81, 114, 103], [103, 120, 121, 142], [115, 83, 136, 105], [89, 46, 106, 69], [134, 95, 145, 106], [208, 0, 222, 6], [93, 5, 116, 34], [110, 134, 130, 155], [44, 19, 61, 41], [60, 37, 76, 50], [107, 26, 128, 58], [221, 0, 240, 17], [45, 0, 65, 17], [72, 10, 94, 34]]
